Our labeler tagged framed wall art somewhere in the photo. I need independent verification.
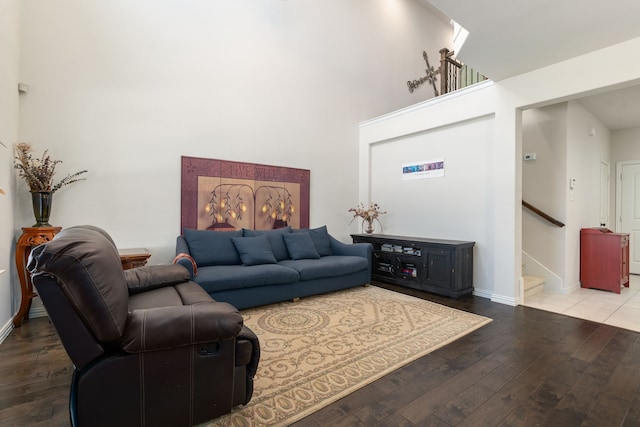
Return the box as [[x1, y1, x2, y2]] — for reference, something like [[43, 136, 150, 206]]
[[181, 156, 310, 232]]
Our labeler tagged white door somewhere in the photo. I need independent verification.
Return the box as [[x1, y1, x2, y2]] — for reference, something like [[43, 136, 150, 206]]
[[619, 162, 640, 274], [600, 161, 610, 227]]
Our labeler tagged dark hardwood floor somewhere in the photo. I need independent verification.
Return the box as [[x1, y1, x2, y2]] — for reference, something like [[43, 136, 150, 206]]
[[1, 282, 639, 426]]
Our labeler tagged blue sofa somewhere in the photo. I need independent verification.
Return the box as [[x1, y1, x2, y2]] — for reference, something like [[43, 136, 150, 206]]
[[175, 226, 373, 309]]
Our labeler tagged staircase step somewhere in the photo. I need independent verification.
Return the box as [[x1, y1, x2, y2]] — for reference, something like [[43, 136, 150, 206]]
[[524, 275, 545, 297]]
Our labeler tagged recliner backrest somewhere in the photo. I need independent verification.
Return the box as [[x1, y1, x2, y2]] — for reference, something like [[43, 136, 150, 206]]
[[28, 226, 129, 346]]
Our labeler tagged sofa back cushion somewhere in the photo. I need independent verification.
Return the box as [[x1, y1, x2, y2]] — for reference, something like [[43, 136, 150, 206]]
[[293, 225, 332, 256], [243, 226, 291, 261], [183, 228, 242, 266], [283, 232, 321, 260], [231, 235, 278, 266]]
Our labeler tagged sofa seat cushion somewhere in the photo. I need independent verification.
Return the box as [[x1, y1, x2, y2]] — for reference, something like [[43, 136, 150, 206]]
[[278, 256, 369, 281], [196, 264, 300, 293]]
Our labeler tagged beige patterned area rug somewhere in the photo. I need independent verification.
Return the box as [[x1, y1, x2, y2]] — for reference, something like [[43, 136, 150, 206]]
[[206, 285, 492, 427]]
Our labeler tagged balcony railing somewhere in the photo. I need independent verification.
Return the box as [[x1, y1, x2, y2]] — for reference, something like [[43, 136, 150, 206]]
[[439, 48, 487, 95], [407, 48, 487, 96]]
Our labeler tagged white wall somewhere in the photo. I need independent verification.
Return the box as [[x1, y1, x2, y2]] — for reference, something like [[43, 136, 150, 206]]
[[521, 101, 611, 294], [6, 1, 452, 327], [360, 82, 497, 299], [369, 114, 494, 295], [611, 126, 640, 230], [16, 0, 450, 254], [612, 127, 640, 164], [565, 100, 611, 291], [0, 0, 20, 339], [522, 104, 567, 284], [611, 127, 640, 276], [361, 36, 640, 305]]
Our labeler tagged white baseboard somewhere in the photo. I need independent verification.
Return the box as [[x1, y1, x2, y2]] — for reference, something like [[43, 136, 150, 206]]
[[26, 296, 49, 320], [0, 318, 14, 345], [490, 293, 519, 306], [474, 287, 521, 306], [29, 305, 48, 319], [0, 305, 49, 345], [561, 281, 581, 295], [472, 288, 492, 299]]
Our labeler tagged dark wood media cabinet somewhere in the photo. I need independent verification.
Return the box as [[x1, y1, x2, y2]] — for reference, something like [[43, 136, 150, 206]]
[[352, 234, 475, 298]]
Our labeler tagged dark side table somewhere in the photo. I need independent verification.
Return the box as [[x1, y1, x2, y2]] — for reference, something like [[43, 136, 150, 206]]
[[14, 226, 62, 327]]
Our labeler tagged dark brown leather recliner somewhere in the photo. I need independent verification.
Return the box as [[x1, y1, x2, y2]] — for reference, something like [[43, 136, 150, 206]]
[[28, 226, 260, 427]]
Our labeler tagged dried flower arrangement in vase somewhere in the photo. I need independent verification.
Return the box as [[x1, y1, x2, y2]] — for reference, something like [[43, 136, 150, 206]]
[[14, 142, 88, 227], [348, 202, 386, 234]]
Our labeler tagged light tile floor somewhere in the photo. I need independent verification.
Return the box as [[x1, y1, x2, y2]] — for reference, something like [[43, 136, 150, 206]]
[[523, 274, 640, 333]]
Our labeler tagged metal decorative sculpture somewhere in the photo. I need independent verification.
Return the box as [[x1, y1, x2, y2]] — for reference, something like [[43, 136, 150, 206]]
[[407, 51, 440, 97]]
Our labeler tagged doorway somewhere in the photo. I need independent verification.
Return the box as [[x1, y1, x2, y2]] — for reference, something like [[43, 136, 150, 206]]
[[617, 161, 640, 274]]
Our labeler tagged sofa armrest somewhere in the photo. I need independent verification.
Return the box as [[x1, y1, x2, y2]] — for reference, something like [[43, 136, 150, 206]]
[[329, 235, 373, 259], [173, 253, 197, 278], [122, 302, 243, 353], [125, 264, 191, 295], [175, 235, 196, 279]]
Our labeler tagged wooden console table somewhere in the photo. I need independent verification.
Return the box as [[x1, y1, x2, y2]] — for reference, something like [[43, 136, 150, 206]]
[[14, 226, 62, 327], [352, 234, 475, 298]]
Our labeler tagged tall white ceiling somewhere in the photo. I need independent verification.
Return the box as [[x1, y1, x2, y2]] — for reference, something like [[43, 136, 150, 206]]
[[422, 0, 640, 81], [418, 0, 640, 130]]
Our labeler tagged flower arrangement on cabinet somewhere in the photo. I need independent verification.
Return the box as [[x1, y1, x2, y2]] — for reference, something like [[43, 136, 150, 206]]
[[348, 202, 386, 234], [13, 142, 88, 193]]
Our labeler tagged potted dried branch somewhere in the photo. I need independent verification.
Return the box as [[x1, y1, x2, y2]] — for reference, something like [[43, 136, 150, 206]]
[[14, 142, 88, 227]]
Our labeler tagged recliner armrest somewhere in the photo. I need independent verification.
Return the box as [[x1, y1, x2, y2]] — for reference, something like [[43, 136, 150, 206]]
[[236, 326, 260, 378], [122, 302, 243, 352], [125, 264, 191, 295]]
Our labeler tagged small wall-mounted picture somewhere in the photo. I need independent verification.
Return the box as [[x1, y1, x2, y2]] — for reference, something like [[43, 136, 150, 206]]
[[402, 158, 445, 180]]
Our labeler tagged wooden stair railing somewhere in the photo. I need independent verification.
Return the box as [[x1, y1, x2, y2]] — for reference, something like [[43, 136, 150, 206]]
[[439, 48, 488, 95], [522, 200, 565, 228], [440, 48, 462, 95]]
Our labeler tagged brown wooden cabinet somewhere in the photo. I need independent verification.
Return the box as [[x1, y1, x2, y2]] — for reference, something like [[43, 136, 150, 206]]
[[14, 226, 62, 326], [351, 234, 475, 298], [580, 228, 630, 293], [118, 248, 151, 270]]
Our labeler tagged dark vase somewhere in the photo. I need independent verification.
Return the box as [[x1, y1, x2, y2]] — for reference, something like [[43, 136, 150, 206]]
[[31, 191, 53, 227]]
